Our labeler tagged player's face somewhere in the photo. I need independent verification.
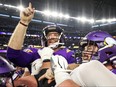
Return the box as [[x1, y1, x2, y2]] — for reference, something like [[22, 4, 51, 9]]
[[46, 32, 60, 46], [82, 44, 98, 61]]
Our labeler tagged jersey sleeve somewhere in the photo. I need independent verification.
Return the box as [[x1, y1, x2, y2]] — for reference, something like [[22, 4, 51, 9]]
[[7, 47, 40, 67], [66, 49, 76, 64]]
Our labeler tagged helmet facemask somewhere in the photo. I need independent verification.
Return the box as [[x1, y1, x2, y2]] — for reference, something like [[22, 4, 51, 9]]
[[41, 25, 65, 48], [80, 30, 116, 63], [81, 40, 99, 62]]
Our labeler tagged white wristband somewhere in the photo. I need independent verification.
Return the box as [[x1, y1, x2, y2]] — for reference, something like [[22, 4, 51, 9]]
[[31, 59, 42, 75]]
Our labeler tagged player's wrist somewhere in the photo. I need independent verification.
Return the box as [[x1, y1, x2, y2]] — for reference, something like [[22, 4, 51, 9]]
[[19, 21, 28, 27], [20, 20, 30, 26]]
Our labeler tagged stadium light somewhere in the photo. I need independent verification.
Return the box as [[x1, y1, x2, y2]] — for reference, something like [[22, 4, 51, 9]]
[[51, 12, 58, 17], [89, 19, 95, 23], [17, 5, 24, 11], [58, 13, 63, 18], [43, 10, 51, 16], [0, 3, 3, 6], [101, 19, 107, 23], [64, 14, 70, 19], [1, 3, 116, 25]]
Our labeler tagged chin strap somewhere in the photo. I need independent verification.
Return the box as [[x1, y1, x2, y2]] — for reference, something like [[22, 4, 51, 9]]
[[48, 42, 64, 49], [50, 55, 72, 86]]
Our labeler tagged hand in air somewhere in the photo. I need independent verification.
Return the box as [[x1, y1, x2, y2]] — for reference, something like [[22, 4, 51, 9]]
[[20, 3, 35, 24]]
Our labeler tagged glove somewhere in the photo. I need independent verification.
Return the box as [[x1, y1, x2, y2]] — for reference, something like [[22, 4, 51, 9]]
[[31, 59, 42, 75], [51, 55, 68, 74], [51, 55, 72, 86], [38, 47, 54, 61]]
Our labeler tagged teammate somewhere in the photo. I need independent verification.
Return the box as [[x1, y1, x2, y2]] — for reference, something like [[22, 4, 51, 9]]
[[78, 30, 116, 74], [2, 54, 116, 87], [79, 30, 114, 63], [51, 55, 116, 87], [98, 45, 116, 74], [6, 3, 76, 87]]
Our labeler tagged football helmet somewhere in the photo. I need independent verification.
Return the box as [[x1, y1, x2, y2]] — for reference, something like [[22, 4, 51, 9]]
[[98, 45, 116, 65], [0, 56, 15, 87], [41, 25, 65, 47], [80, 30, 114, 49], [80, 30, 116, 62]]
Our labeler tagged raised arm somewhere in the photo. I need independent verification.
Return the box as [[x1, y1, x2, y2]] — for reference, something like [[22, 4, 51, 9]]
[[8, 3, 35, 50]]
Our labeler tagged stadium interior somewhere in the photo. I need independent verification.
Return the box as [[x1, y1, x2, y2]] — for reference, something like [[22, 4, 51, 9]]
[[0, 0, 116, 57]]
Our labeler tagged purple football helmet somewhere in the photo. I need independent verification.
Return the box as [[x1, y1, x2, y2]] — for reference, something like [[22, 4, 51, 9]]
[[111, 69, 116, 74], [80, 30, 113, 49], [98, 45, 116, 65], [41, 25, 65, 47], [0, 56, 15, 87], [80, 30, 116, 62]]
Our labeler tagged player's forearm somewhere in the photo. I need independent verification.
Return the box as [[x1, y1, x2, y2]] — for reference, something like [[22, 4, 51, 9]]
[[68, 63, 80, 70], [8, 21, 29, 50], [8, 3, 35, 50]]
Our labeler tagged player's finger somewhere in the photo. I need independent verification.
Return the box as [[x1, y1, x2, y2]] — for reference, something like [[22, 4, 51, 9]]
[[23, 8, 30, 16], [28, 3, 35, 13], [29, 2, 32, 9]]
